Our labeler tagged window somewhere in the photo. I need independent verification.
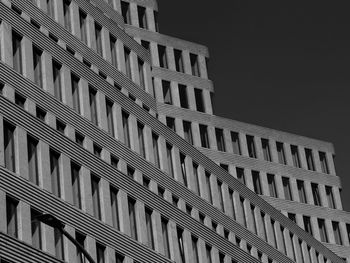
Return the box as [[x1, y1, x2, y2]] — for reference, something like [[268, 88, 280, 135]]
[[199, 124, 209, 148], [137, 6, 147, 29], [319, 152, 329, 174], [303, 216, 312, 235], [79, 10, 87, 44], [95, 23, 103, 56], [194, 88, 205, 112], [276, 142, 286, 164], [318, 219, 328, 242], [162, 80, 172, 104], [54, 228, 64, 260], [190, 53, 200, 77], [26, 136, 39, 186], [166, 143, 174, 177], [231, 132, 241, 155], [206, 245, 212, 263], [216, 128, 226, 152], [333, 222, 342, 245], [180, 153, 188, 186], [76, 232, 86, 263], [96, 243, 105, 263], [15, 93, 25, 108], [33, 46, 43, 87], [47, 0, 54, 18], [52, 61, 62, 101], [192, 236, 199, 263], [206, 171, 212, 203], [110, 35, 118, 68], [138, 58, 145, 89], [183, 121, 193, 144], [161, 218, 170, 258], [326, 186, 335, 209], [288, 213, 296, 223], [267, 174, 277, 197], [71, 74, 80, 113], [305, 148, 315, 171], [246, 135, 256, 158], [236, 167, 245, 184], [291, 145, 301, 168], [110, 155, 119, 169], [91, 175, 101, 219], [166, 117, 175, 131], [63, 0, 71, 31], [6, 196, 18, 238], [158, 45, 167, 68], [124, 47, 131, 78], [115, 253, 125, 263], [141, 40, 150, 51], [252, 171, 262, 195], [154, 10, 159, 31], [88, 87, 98, 125], [127, 166, 134, 178], [110, 186, 119, 230], [177, 228, 185, 263], [311, 183, 321, 206], [31, 209, 42, 249], [135, 122, 145, 158], [250, 205, 257, 233], [128, 198, 137, 240], [174, 49, 184, 73], [12, 31, 23, 73], [106, 99, 115, 136], [297, 180, 307, 203], [152, 133, 160, 168], [50, 150, 61, 197], [178, 84, 188, 108], [71, 162, 81, 208], [75, 132, 84, 146], [261, 139, 271, 161], [121, 1, 131, 24], [36, 107, 46, 121], [93, 144, 102, 158], [122, 111, 130, 147], [218, 180, 224, 211], [144, 208, 154, 249], [282, 177, 292, 201]]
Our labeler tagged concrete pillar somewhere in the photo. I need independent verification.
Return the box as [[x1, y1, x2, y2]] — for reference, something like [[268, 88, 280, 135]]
[[60, 154, 73, 204], [118, 189, 130, 236]]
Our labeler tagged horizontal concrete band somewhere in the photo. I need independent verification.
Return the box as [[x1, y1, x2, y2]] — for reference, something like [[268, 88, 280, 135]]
[[125, 0, 158, 10], [0, 169, 173, 263], [2, 2, 157, 111], [152, 66, 214, 92], [199, 147, 341, 187], [263, 196, 350, 224], [125, 25, 210, 57], [0, 93, 287, 263], [0, 62, 343, 263], [0, 233, 63, 263], [157, 103, 334, 153], [324, 243, 350, 258]]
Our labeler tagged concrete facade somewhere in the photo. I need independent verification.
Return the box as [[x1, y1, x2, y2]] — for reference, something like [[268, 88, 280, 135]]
[[0, 1, 349, 263]]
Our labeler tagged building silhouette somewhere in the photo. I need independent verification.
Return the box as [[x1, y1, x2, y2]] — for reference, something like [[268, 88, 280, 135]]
[[0, 0, 349, 263]]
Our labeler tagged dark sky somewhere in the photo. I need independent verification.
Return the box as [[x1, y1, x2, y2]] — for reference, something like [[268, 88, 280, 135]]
[[158, 0, 350, 211]]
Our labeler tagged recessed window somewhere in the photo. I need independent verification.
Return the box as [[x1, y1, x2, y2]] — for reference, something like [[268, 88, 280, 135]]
[[252, 171, 262, 195], [138, 58, 145, 89], [205, 245, 212, 263], [183, 121, 193, 144], [71, 74, 80, 113], [141, 40, 150, 51], [190, 53, 200, 77], [291, 145, 301, 168], [174, 49, 184, 73], [4, 121, 16, 172], [326, 186, 335, 209], [110, 35, 118, 68], [311, 183, 321, 206], [76, 232, 86, 263], [106, 98, 115, 137], [199, 124, 209, 148], [137, 6, 147, 29], [192, 236, 199, 263], [121, 1, 131, 24], [71, 162, 82, 209], [91, 174, 101, 219], [178, 84, 188, 108], [27, 136, 39, 185], [267, 174, 277, 198], [303, 216, 312, 234], [177, 227, 185, 263], [96, 243, 105, 263], [50, 149, 61, 197], [205, 171, 212, 204], [158, 45, 167, 68], [54, 227, 64, 260], [137, 122, 146, 158], [161, 217, 170, 258], [297, 180, 307, 203], [31, 209, 42, 249], [319, 151, 329, 174], [122, 111, 130, 147], [75, 132, 84, 146], [261, 138, 271, 161], [215, 128, 225, 152], [95, 23, 103, 56], [56, 120, 66, 134], [6, 195, 18, 238], [166, 143, 174, 178], [15, 93, 25, 108], [162, 80, 172, 104], [33, 46, 43, 88], [282, 177, 292, 201], [236, 167, 245, 185], [166, 117, 175, 131], [246, 135, 256, 158], [152, 133, 160, 168], [231, 132, 241, 155], [193, 163, 200, 195], [93, 144, 102, 158], [318, 219, 328, 242], [110, 186, 119, 230], [52, 61, 62, 101], [194, 88, 205, 112], [128, 197, 137, 240], [305, 148, 315, 171], [218, 180, 224, 211], [124, 47, 131, 79], [12, 31, 23, 74], [154, 11, 159, 32], [79, 10, 87, 44], [180, 153, 188, 187], [63, 0, 71, 31], [46, 0, 54, 18], [276, 142, 286, 164], [145, 208, 154, 249], [36, 107, 46, 121]]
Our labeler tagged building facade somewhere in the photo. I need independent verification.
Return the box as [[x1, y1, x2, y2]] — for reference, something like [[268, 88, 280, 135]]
[[0, 0, 349, 263]]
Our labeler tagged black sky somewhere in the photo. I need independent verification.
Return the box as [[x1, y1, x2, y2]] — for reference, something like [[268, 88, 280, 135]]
[[158, 0, 350, 211]]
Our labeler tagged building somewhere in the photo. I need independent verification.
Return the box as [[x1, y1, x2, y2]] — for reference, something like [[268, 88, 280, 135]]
[[0, 0, 349, 263]]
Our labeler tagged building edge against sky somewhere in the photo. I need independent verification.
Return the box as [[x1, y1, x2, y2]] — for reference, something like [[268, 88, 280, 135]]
[[0, 0, 349, 263]]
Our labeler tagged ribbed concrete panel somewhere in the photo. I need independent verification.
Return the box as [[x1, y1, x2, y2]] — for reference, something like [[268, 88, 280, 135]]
[[125, 25, 210, 57], [126, 0, 158, 10], [324, 243, 350, 258], [0, 63, 344, 263], [263, 196, 350, 223], [0, 94, 291, 263], [88, 0, 125, 26], [1, 3, 157, 111], [152, 66, 214, 92], [158, 103, 334, 153], [0, 233, 63, 263], [199, 147, 341, 187]]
